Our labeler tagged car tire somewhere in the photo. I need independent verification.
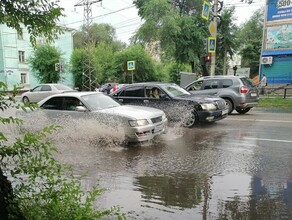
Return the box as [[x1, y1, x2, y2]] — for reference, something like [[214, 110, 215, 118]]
[[236, 107, 251, 114], [22, 96, 30, 104], [182, 111, 198, 128], [224, 99, 234, 114]]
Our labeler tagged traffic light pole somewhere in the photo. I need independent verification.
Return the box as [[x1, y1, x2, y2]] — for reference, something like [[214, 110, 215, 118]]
[[210, 0, 218, 76]]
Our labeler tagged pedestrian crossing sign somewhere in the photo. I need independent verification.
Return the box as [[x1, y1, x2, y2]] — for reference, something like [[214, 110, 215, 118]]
[[208, 37, 216, 53], [127, 60, 136, 71]]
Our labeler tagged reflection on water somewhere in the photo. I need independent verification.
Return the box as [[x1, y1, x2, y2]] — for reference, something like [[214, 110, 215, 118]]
[[134, 174, 205, 209]]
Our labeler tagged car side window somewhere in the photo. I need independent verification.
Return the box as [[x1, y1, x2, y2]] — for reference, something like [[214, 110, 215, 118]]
[[119, 86, 145, 97], [41, 97, 63, 110], [63, 97, 83, 111], [146, 86, 164, 99], [41, 85, 52, 91], [203, 79, 219, 90], [187, 80, 203, 91], [32, 85, 42, 92], [222, 79, 233, 88]]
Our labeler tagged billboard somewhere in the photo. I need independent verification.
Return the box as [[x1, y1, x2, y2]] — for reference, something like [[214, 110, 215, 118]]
[[267, 0, 292, 21], [266, 24, 292, 50]]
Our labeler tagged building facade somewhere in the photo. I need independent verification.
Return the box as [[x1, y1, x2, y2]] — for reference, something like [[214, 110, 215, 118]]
[[0, 25, 74, 91], [260, 0, 292, 85]]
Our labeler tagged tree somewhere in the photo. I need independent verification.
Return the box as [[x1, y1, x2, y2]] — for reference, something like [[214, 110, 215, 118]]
[[133, 0, 209, 75], [73, 23, 126, 50], [0, 0, 63, 45], [30, 44, 63, 83], [112, 44, 160, 83], [237, 8, 264, 78], [70, 48, 86, 89], [216, 7, 238, 75]]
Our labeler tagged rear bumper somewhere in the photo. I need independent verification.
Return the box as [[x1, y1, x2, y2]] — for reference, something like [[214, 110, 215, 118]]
[[235, 96, 260, 109], [238, 101, 259, 109], [126, 118, 168, 142], [198, 108, 228, 122]]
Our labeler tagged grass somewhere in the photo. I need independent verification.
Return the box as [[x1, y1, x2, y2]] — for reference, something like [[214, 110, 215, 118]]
[[258, 96, 292, 108]]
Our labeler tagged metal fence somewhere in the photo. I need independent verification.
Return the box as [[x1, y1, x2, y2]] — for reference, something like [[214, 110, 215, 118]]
[[265, 87, 292, 99]]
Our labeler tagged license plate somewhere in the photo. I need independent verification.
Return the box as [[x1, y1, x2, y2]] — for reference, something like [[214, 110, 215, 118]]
[[251, 93, 257, 97], [222, 109, 228, 115]]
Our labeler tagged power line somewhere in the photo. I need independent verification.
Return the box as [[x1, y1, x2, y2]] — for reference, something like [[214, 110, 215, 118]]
[[63, 5, 135, 26]]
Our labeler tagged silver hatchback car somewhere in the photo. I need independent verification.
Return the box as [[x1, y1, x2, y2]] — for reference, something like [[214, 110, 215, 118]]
[[19, 92, 168, 143], [184, 75, 260, 114], [21, 83, 75, 104]]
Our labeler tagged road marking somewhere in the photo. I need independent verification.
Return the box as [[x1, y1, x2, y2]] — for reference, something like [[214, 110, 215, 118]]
[[244, 137, 292, 143], [226, 118, 292, 123]]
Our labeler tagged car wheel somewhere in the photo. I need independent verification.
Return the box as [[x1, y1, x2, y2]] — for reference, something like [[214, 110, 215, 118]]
[[224, 99, 234, 114], [182, 111, 198, 128], [236, 107, 251, 114], [22, 96, 30, 104]]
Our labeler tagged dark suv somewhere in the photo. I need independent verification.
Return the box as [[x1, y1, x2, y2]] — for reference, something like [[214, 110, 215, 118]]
[[184, 76, 260, 114], [109, 82, 228, 127]]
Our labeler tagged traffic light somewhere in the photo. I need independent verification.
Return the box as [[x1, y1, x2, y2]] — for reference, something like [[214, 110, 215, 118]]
[[217, 37, 224, 51], [205, 54, 211, 62]]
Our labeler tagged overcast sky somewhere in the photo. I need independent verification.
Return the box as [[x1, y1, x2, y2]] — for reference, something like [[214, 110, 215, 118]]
[[57, 0, 264, 44]]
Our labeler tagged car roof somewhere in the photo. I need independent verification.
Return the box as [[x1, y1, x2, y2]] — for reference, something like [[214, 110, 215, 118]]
[[198, 75, 246, 80], [123, 82, 177, 87], [37, 83, 67, 86], [40, 91, 101, 100]]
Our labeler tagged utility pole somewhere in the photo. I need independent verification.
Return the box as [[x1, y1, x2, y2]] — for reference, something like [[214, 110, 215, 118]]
[[210, 0, 218, 76], [74, 0, 102, 91]]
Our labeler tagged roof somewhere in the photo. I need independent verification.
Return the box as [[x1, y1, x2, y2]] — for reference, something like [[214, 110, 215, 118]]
[[198, 75, 245, 80], [124, 82, 177, 86], [47, 91, 101, 98]]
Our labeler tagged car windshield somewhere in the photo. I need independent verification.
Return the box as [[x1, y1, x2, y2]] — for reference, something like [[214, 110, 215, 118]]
[[54, 84, 73, 90], [81, 93, 121, 110], [160, 84, 190, 97]]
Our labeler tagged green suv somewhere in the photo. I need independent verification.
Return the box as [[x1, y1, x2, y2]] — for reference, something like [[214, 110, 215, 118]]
[[184, 75, 260, 114]]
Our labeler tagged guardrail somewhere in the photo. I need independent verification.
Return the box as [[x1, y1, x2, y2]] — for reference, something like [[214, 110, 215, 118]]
[[265, 87, 292, 99]]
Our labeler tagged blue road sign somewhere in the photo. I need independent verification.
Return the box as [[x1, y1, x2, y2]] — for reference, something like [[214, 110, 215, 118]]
[[208, 37, 216, 53], [127, 60, 136, 71], [202, 1, 210, 20]]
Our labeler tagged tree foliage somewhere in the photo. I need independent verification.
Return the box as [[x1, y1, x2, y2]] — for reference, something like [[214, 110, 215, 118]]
[[133, 0, 210, 74], [0, 0, 64, 46], [30, 44, 63, 83], [73, 23, 126, 50], [237, 8, 264, 77], [216, 7, 239, 74], [112, 44, 160, 83]]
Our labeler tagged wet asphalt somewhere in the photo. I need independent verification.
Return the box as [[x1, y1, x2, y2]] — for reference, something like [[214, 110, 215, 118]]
[[60, 108, 292, 220], [2, 107, 292, 219]]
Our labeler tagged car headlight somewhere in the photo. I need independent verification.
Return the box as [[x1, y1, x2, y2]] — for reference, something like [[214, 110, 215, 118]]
[[201, 103, 217, 110], [129, 119, 149, 127]]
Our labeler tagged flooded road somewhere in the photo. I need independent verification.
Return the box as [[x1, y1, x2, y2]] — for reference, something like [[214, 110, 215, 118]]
[[3, 108, 292, 219]]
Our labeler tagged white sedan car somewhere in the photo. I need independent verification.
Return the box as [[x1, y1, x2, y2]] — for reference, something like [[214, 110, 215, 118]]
[[22, 92, 168, 143], [21, 83, 75, 104]]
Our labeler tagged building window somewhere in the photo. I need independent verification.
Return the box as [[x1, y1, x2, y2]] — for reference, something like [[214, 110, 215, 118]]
[[20, 73, 27, 84], [18, 51, 25, 63], [17, 31, 23, 40]]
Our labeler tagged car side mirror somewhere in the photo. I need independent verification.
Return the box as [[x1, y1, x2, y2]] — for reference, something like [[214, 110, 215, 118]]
[[75, 106, 88, 112]]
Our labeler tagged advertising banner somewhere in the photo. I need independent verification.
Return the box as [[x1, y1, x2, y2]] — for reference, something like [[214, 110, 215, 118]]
[[266, 24, 292, 49], [267, 0, 292, 21]]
